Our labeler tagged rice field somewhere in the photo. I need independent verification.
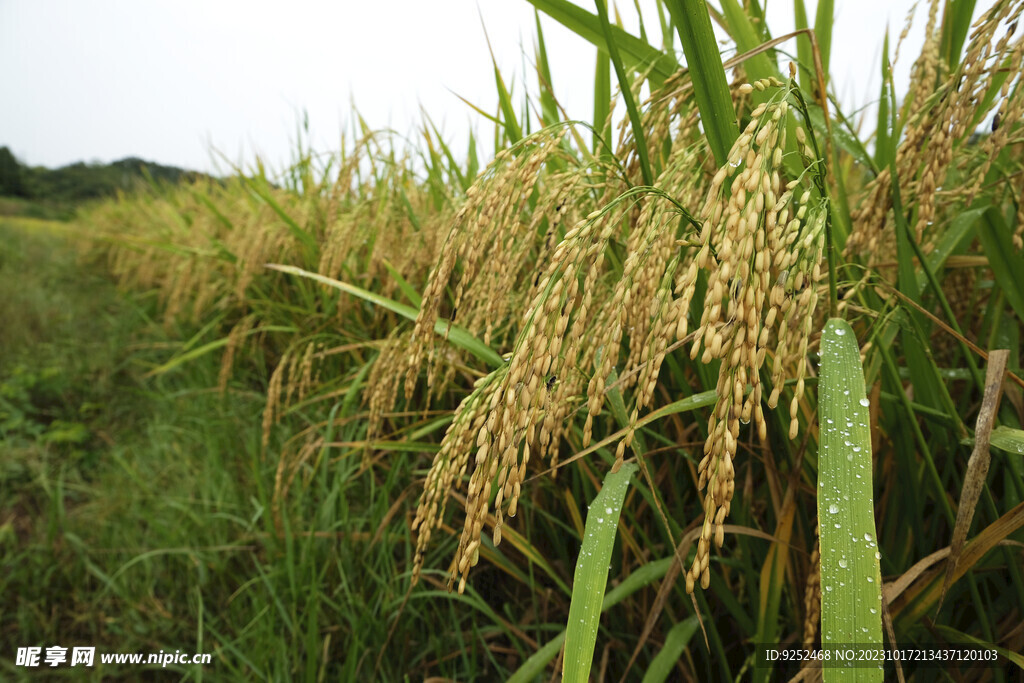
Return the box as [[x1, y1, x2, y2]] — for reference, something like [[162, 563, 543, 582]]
[[3, 0, 1024, 680]]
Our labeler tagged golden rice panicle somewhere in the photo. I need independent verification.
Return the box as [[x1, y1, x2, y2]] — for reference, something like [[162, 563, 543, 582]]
[[572, 75, 704, 455], [219, 314, 256, 395], [909, 0, 1023, 238], [413, 195, 620, 592], [404, 129, 568, 401], [683, 79, 825, 593], [262, 349, 289, 450], [410, 379, 494, 586], [848, 0, 1024, 258], [803, 524, 822, 648], [367, 332, 411, 445], [903, 0, 945, 123], [962, 0, 1024, 204], [614, 144, 709, 470]]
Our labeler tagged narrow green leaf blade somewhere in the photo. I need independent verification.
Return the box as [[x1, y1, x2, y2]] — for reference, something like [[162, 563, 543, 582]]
[[563, 462, 638, 683], [990, 425, 1024, 456], [813, 0, 834, 89], [817, 318, 883, 681], [534, 11, 561, 127], [506, 632, 566, 683], [641, 617, 699, 683], [666, 0, 740, 166], [525, 0, 679, 80], [595, 0, 653, 184], [794, 0, 814, 92], [265, 264, 504, 367], [978, 208, 1024, 323]]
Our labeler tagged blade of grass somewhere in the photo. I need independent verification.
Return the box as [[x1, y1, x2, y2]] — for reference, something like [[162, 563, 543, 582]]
[[875, 31, 892, 168], [818, 318, 883, 681], [977, 208, 1024, 323], [563, 461, 638, 683], [144, 325, 296, 377], [478, 16, 523, 145], [524, 0, 679, 80], [506, 632, 566, 683], [990, 425, 1024, 455], [265, 264, 504, 367], [939, 0, 979, 69], [665, 0, 740, 166], [794, 0, 814, 92], [640, 617, 699, 683], [713, 0, 779, 82], [507, 555, 680, 681], [594, 0, 653, 185], [534, 11, 561, 128], [813, 0, 834, 91], [594, 44, 612, 156], [379, 258, 422, 308]]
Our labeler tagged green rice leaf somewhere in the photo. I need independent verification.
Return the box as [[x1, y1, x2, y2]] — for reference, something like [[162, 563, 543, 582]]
[[814, 0, 834, 89], [507, 555, 675, 681], [144, 325, 296, 377], [714, 0, 778, 82], [594, 46, 612, 155], [534, 11, 561, 127], [595, 0, 653, 185], [563, 461, 638, 683], [990, 425, 1024, 456], [525, 0, 679, 80], [817, 318, 883, 681], [794, 0, 814, 92], [380, 258, 422, 308], [265, 264, 504, 367], [875, 31, 891, 168], [940, 0, 978, 69], [641, 617, 699, 683], [505, 632, 566, 683], [978, 208, 1024, 323], [665, 0, 740, 166]]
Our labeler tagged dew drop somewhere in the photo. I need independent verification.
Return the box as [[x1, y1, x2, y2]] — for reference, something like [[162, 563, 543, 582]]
[[825, 585, 833, 592], [859, 397, 870, 407], [864, 533, 873, 542], [835, 327, 846, 336], [838, 558, 848, 569], [828, 503, 839, 514], [605, 507, 613, 514]]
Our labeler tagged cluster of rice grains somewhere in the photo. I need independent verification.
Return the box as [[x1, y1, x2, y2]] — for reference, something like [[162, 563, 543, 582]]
[[678, 78, 825, 592], [408, 76, 829, 595], [847, 0, 1024, 259]]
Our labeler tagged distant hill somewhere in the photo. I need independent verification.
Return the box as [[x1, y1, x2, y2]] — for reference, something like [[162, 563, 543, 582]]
[[0, 147, 215, 219]]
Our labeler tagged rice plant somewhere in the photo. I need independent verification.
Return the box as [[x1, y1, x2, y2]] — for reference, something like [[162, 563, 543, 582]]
[[6, 0, 1024, 680]]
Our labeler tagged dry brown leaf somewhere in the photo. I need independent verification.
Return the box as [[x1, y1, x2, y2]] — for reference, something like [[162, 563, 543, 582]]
[[939, 349, 1009, 611]]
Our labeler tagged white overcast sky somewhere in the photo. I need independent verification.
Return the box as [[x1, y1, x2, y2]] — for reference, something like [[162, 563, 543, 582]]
[[1, 0, 938, 175]]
